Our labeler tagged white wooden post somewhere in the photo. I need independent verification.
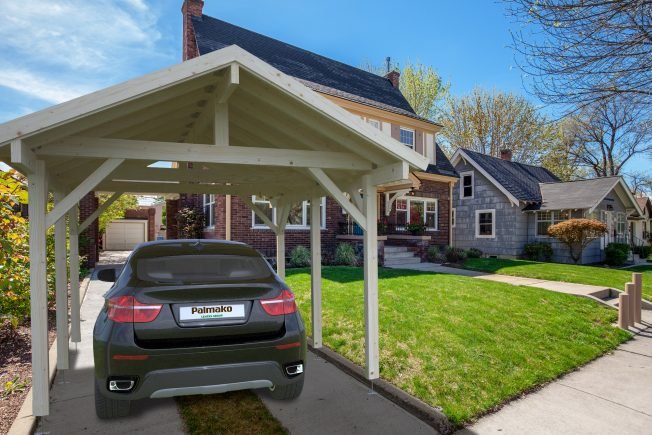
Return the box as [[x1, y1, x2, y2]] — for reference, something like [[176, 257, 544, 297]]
[[54, 191, 69, 369], [310, 196, 322, 348], [275, 203, 291, 280], [68, 206, 81, 343], [28, 160, 49, 415], [362, 175, 379, 380]]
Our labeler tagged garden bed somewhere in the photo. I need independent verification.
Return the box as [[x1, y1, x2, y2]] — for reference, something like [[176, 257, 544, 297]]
[[0, 310, 56, 435]]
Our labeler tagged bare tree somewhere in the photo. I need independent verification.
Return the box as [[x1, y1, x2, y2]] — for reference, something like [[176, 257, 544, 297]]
[[568, 97, 652, 176], [506, 0, 652, 109], [625, 171, 652, 196], [440, 88, 556, 165]]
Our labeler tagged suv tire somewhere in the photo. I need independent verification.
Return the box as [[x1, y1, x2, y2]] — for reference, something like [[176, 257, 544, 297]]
[[95, 383, 131, 419]]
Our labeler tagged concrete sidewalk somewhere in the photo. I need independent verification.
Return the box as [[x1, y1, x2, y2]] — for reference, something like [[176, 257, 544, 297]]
[[458, 312, 652, 435], [388, 262, 612, 298]]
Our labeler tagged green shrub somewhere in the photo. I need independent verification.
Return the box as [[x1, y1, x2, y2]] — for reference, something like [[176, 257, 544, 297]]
[[523, 242, 554, 262], [445, 246, 467, 263], [176, 207, 204, 239], [466, 248, 483, 259], [605, 243, 630, 266], [426, 246, 445, 263], [334, 243, 358, 266], [289, 245, 311, 267], [633, 245, 652, 259]]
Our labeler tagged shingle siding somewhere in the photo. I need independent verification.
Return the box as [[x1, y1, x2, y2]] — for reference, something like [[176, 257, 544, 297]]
[[453, 161, 528, 257]]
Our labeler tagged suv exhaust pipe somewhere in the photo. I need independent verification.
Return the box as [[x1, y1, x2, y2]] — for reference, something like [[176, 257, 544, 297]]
[[285, 363, 303, 377], [109, 379, 136, 392]]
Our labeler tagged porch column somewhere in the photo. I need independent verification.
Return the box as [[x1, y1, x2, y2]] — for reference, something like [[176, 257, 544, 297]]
[[28, 160, 49, 415], [68, 205, 81, 342], [310, 196, 322, 348], [54, 191, 69, 369], [362, 175, 379, 380]]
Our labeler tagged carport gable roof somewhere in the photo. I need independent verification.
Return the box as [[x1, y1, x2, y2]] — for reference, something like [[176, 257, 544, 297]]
[[0, 45, 428, 195]]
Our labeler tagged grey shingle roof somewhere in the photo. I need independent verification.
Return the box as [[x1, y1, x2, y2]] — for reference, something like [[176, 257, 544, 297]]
[[425, 144, 458, 178], [461, 149, 559, 202], [530, 177, 622, 211], [191, 15, 435, 124]]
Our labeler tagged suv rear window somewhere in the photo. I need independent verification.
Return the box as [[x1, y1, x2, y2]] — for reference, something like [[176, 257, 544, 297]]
[[135, 254, 272, 284]]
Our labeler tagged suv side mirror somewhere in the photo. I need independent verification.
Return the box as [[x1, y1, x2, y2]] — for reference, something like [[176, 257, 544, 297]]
[[97, 268, 117, 283]]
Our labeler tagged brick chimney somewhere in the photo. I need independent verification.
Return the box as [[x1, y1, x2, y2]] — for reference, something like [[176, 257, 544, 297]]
[[384, 70, 400, 89], [500, 149, 513, 161], [182, 0, 204, 61]]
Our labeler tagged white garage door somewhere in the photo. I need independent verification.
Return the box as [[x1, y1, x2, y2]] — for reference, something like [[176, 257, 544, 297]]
[[105, 220, 148, 251]]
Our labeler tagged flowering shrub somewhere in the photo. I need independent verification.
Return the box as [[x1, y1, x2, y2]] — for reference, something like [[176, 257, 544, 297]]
[[547, 218, 607, 264]]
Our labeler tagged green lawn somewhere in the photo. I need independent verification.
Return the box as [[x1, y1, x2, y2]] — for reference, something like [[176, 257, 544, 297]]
[[465, 258, 652, 302], [286, 267, 629, 426]]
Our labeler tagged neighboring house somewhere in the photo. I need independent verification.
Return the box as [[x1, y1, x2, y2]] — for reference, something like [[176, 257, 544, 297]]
[[451, 148, 644, 264], [630, 197, 652, 247], [163, 0, 459, 263]]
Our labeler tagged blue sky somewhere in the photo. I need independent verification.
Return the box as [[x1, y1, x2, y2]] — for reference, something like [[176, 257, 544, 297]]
[[0, 0, 648, 172]]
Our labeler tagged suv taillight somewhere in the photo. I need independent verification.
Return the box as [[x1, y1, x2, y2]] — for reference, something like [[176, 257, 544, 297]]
[[107, 296, 162, 323], [260, 289, 297, 316]]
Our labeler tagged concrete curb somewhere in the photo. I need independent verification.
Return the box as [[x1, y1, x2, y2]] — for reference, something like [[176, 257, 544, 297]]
[[308, 340, 454, 435], [7, 274, 93, 435]]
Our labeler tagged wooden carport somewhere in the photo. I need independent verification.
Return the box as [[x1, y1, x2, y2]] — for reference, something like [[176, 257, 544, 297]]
[[0, 45, 428, 415]]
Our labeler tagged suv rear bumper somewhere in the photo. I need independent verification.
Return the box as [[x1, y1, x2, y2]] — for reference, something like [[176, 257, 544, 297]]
[[97, 360, 303, 400]]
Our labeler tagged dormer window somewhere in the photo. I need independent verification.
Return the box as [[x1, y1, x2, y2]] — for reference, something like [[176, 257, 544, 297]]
[[399, 127, 415, 149]]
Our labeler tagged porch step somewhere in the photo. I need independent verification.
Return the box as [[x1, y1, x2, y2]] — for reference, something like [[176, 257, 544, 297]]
[[384, 246, 409, 254], [384, 256, 422, 266]]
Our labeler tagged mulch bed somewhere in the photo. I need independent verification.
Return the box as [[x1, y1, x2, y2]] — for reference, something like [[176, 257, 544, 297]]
[[0, 309, 56, 435]]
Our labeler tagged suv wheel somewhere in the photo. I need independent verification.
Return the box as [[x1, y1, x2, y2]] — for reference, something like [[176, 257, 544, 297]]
[[269, 378, 304, 400], [95, 383, 131, 419]]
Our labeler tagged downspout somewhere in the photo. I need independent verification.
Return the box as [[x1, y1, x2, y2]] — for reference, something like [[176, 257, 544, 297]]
[[449, 181, 454, 247], [225, 194, 232, 240]]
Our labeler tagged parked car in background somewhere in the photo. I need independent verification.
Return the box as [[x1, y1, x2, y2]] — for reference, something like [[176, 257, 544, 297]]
[[93, 240, 306, 418]]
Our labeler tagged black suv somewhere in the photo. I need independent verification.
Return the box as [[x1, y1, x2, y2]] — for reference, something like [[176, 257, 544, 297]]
[[93, 240, 306, 418]]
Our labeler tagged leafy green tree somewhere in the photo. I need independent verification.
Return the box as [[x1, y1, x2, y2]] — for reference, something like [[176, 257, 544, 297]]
[[362, 60, 449, 121]]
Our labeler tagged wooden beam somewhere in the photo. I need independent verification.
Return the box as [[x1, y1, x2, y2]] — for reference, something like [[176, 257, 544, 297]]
[[68, 205, 81, 343], [53, 191, 69, 370], [10, 139, 37, 175], [275, 202, 291, 280], [362, 174, 379, 380], [368, 162, 410, 186], [307, 168, 366, 230], [310, 195, 322, 348], [79, 191, 123, 232], [45, 158, 124, 229], [96, 180, 300, 197], [28, 160, 49, 415], [36, 137, 374, 171], [214, 102, 229, 146]]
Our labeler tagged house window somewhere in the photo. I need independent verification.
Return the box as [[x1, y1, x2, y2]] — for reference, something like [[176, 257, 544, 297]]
[[252, 196, 326, 229], [475, 209, 495, 238], [536, 210, 570, 236], [203, 194, 215, 228], [396, 197, 438, 230], [452, 208, 456, 228], [616, 212, 627, 239], [367, 119, 380, 129], [399, 127, 415, 149], [460, 171, 474, 199]]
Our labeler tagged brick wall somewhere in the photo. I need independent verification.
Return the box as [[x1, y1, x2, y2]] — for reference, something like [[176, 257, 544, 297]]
[[124, 208, 156, 241], [79, 192, 99, 267], [165, 199, 179, 239]]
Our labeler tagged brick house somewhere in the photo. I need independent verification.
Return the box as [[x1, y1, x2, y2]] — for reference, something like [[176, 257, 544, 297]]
[[163, 0, 458, 265]]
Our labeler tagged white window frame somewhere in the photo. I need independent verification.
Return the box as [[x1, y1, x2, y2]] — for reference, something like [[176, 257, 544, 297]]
[[535, 210, 570, 237], [475, 209, 496, 239], [203, 194, 215, 228], [396, 196, 438, 231], [399, 127, 415, 149], [460, 171, 474, 199], [252, 196, 326, 230]]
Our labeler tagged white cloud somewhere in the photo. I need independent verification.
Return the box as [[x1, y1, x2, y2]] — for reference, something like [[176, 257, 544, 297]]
[[0, 1, 162, 71], [0, 67, 92, 104]]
